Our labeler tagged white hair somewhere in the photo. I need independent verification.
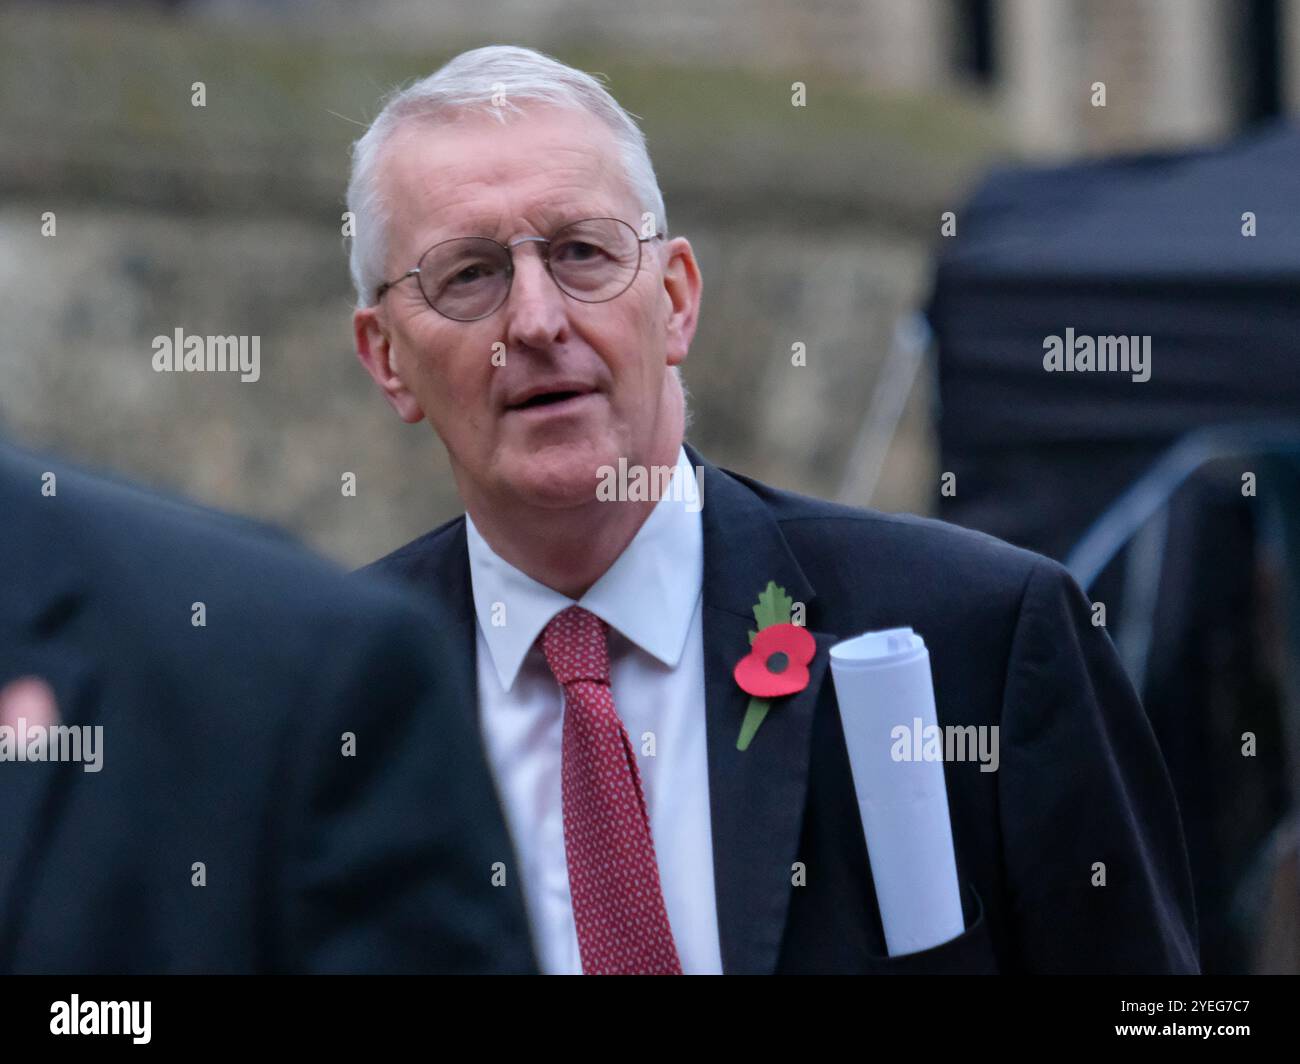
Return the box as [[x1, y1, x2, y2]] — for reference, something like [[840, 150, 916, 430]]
[[345, 45, 669, 309]]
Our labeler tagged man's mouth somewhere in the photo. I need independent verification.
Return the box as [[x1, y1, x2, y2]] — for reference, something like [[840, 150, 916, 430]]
[[509, 389, 586, 410], [504, 384, 598, 412]]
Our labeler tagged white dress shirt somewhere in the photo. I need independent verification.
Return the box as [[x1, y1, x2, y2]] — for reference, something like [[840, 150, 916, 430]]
[[464, 444, 723, 974]]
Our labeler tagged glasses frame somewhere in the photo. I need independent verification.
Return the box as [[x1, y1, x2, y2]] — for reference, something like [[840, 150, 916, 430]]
[[374, 216, 664, 321]]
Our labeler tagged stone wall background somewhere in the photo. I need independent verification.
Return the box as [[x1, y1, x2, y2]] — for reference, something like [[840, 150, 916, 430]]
[[9, 0, 1291, 565], [4, 0, 1291, 563], [0, 4, 1007, 565]]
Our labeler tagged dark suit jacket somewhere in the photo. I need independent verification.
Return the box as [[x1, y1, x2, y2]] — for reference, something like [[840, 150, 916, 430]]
[[0, 443, 537, 974], [359, 441, 1200, 974]]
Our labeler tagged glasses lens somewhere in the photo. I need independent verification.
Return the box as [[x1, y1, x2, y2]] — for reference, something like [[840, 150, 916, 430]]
[[420, 238, 510, 320], [547, 218, 641, 303]]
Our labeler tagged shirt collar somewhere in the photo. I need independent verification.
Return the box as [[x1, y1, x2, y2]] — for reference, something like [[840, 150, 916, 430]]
[[465, 444, 704, 692]]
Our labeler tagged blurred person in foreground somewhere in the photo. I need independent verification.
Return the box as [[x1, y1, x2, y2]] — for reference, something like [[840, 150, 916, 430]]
[[350, 45, 1198, 974], [0, 439, 536, 974]]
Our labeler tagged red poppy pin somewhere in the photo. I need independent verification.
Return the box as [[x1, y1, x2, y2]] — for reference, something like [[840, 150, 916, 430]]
[[733, 580, 815, 750]]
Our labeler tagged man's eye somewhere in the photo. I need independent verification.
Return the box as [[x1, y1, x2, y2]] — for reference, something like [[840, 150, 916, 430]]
[[553, 240, 604, 263], [447, 262, 495, 286]]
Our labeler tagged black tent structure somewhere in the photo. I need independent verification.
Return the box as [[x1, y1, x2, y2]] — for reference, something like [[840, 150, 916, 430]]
[[926, 122, 1300, 973], [929, 120, 1300, 562]]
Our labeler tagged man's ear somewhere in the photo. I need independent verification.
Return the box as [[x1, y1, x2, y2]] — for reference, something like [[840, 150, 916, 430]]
[[660, 236, 702, 369], [353, 306, 426, 423]]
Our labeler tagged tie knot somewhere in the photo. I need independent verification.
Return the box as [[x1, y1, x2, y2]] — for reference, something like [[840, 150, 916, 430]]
[[541, 605, 611, 687]]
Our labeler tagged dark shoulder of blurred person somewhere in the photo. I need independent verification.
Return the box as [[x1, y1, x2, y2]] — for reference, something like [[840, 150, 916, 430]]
[[0, 440, 537, 974]]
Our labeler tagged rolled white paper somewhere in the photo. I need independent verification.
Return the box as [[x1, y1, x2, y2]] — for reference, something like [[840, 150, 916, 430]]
[[829, 626, 965, 956]]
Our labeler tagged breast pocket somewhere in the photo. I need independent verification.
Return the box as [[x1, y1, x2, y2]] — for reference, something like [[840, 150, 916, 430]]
[[865, 880, 999, 974]]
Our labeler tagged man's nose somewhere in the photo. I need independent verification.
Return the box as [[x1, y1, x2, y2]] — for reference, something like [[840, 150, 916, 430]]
[[503, 243, 568, 351]]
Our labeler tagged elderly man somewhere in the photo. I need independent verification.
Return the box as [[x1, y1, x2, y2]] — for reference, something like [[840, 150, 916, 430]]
[[350, 45, 1198, 975]]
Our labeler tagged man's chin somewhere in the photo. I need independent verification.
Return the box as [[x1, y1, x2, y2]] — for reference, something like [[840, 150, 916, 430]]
[[497, 443, 614, 509]]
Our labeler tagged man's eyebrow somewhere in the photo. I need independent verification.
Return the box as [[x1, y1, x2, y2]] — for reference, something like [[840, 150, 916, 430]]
[[434, 207, 610, 240], [423, 214, 500, 240], [531, 207, 597, 231]]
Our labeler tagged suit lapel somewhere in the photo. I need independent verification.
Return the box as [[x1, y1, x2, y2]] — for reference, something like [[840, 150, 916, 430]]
[[376, 519, 481, 734], [685, 443, 837, 974]]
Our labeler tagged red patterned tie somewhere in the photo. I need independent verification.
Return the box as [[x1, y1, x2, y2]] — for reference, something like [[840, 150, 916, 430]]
[[540, 605, 683, 975]]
